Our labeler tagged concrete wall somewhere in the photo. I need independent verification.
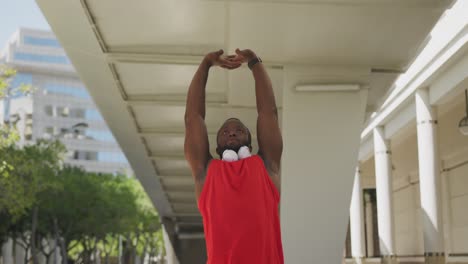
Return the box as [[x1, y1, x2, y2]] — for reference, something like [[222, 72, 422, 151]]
[[447, 163, 468, 253], [162, 218, 206, 264]]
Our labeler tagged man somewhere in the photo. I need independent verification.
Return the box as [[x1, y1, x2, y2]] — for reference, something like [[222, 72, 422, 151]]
[[184, 49, 283, 264]]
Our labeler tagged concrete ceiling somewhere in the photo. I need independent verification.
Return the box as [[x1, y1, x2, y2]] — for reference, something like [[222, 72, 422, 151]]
[[37, 0, 453, 233]]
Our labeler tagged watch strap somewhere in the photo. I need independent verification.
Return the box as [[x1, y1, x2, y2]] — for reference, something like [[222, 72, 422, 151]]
[[248, 57, 262, 70]]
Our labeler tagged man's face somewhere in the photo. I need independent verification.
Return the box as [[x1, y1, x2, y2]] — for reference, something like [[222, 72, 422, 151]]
[[216, 119, 250, 155]]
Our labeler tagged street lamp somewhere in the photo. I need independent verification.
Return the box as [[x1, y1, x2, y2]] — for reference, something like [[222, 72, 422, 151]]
[[69, 122, 88, 139]]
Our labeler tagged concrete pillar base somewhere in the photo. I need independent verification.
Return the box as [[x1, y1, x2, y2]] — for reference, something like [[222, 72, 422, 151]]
[[352, 257, 366, 264], [424, 253, 445, 264], [381, 255, 398, 264]]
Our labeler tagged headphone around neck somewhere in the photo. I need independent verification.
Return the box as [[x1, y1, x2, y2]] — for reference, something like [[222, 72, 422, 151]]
[[222, 146, 252, 162]]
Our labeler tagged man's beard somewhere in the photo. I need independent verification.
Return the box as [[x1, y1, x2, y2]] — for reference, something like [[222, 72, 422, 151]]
[[219, 144, 242, 154]]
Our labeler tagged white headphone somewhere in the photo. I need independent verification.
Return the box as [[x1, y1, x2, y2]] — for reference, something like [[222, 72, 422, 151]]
[[222, 146, 252, 162]]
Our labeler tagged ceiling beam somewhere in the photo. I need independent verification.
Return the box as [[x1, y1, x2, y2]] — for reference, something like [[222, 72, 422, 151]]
[[202, 0, 451, 8], [165, 185, 194, 192], [105, 51, 284, 68], [125, 93, 228, 105], [127, 98, 259, 110], [177, 222, 204, 227], [138, 127, 258, 139], [161, 178, 194, 186], [105, 52, 205, 65], [151, 154, 186, 160], [178, 233, 205, 240], [168, 197, 197, 204], [170, 213, 201, 218], [160, 175, 191, 178], [171, 201, 197, 206]]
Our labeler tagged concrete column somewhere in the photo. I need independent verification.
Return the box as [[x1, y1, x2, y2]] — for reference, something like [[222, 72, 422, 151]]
[[415, 89, 445, 264], [373, 127, 397, 264], [163, 226, 179, 264], [364, 193, 374, 257], [350, 169, 366, 264], [2, 239, 13, 264], [280, 66, 368, 263]]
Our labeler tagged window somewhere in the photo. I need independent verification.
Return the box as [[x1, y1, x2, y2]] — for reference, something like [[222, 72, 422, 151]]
[[44, 127, 54, 134], [97, 152, 127, 163], [14, 52, 70, 64], [57, 106, 69, 117], [43, 84, 90, 99], [70, 108, 85, 118], [44, 105, 53, 116], [71, 151, 98, 161], [25, 124, 33, 140], [85, 151, 97, 161], [43, 126, 54, 138], [85, 109, 102, 121], [9, 73, 33, 99], [23, 36, 61, 48]]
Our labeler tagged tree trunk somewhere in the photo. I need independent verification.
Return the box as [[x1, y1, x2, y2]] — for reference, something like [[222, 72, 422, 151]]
[[60, 238, 67, 264], [31, 206, 39, 264], [23, 247, 28, 264], [53, 218, 60, 264], [12, 238, 16, 264]]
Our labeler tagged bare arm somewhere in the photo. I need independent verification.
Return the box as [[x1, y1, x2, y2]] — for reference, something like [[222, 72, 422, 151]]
[[184, 50, 241, 184], [184, 58, 212, 181], [234, 49, 283, 186]]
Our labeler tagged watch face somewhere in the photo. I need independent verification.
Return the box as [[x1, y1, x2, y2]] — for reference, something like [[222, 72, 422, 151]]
[[248, 57, 261, 69]]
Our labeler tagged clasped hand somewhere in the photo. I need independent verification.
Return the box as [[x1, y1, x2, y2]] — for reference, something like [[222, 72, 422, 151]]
[[204, 49, 256, 70]]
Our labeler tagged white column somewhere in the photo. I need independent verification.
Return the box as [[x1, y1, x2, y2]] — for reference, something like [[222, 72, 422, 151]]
[[365, 193, 374, 257], [415, 89, 445, 263], [280, 66, 368, 263], [373, 127, 397, 264], [350, 168, 366, 264]]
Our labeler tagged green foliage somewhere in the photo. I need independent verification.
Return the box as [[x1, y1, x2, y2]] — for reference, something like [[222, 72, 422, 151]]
[[0, 65, 35, 99], [0, 64, 163, 262], [0, 140, 65, 219], [0, 157, 164, 262], [0, 126, 20, 148]]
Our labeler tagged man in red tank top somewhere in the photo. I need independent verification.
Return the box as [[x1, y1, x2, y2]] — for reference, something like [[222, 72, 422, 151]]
[[184, 49, 284, 264]]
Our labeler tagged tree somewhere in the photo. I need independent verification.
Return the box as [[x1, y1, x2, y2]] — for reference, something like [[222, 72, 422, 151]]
[[0, 63, 36, 240], [0, 140, 65, 263], [1, 64, 164, 263], [0, 64, 35, 221]]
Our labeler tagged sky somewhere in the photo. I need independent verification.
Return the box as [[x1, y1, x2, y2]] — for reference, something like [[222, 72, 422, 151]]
[[0, 0, 50, 47]]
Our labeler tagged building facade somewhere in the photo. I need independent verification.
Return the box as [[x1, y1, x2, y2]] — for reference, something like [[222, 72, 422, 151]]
[[344, 3, 468, 263], [0, 28, 130, 175]]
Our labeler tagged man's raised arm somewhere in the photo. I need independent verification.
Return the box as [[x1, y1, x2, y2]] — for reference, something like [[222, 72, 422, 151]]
[[184, 50, 240, 181], [234, 49, 283, 179]]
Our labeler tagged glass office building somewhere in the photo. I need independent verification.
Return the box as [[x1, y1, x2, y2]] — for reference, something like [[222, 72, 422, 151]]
[[0, 28, 130, 175]]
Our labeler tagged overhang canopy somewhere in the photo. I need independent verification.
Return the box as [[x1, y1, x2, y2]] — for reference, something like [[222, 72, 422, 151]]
[[37, 0, 453, 245]]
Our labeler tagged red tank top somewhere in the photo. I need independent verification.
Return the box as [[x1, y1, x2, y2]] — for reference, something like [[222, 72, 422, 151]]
[[198, 155, 284, 264]]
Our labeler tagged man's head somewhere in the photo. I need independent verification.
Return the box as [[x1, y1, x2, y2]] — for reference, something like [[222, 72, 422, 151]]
[[216, 118, 252, 158]]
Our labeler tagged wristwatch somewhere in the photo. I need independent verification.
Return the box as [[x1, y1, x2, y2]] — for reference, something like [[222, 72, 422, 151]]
[[248, 57, 262, 70]]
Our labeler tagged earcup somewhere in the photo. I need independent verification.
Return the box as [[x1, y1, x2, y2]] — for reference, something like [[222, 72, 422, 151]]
[[238, 146, 251, 159], [222, 149, 239, 162], [222, 146, 252, 162]]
